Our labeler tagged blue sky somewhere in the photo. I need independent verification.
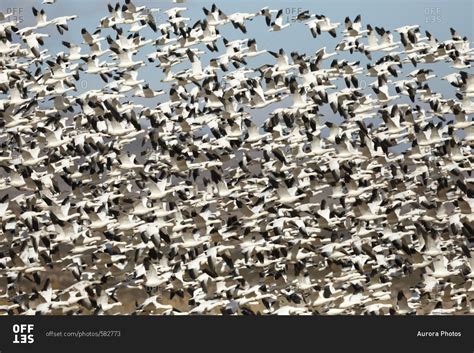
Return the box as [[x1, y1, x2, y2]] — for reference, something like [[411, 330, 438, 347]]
[[2, 0, 472, 129]]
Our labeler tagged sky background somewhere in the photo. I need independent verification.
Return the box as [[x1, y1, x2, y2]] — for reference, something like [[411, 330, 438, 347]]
[[1, 0, 472, 133]]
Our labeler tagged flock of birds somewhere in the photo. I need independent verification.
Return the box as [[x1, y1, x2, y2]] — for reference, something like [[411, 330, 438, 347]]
[[0, 1, 473, 315]]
